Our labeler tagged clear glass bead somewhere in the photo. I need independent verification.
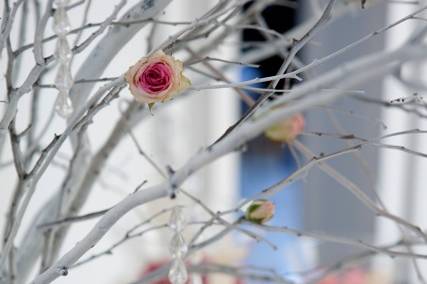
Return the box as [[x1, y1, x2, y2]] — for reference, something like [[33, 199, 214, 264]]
[[55, 63, 73, 91], [55, 37, 72, 62], [55, 91, 73, 117], [168, 207, 186, 232], [168, 258, 188, 284], [169, 232, 188, 258], [53, 7, 71, 35]]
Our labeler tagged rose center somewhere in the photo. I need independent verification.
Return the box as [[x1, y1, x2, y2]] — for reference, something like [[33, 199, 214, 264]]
[[138, 62, 172, 95]]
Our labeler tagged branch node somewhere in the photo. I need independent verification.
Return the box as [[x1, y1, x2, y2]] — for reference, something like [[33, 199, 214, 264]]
[[57, 266, 68, 276]]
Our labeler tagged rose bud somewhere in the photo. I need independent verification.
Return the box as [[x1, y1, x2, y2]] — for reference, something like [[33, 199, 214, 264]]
[[244, 200, 275, 224], [125, 50, 191, 104], [265, 113, 304, 143]]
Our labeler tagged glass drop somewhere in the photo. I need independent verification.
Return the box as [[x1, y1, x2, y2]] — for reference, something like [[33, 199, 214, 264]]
[[53, 7, 71, 35], [55, 63, 73, 91], [168, 207, 186, 232], [55, 91, 73, 117], [168, 258, 188, 284], [169, 232, 188, 258], [55, 37, 72, 62]]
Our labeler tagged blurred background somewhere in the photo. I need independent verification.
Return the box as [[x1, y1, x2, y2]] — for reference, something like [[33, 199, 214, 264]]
[[1, 0, 427, 283]]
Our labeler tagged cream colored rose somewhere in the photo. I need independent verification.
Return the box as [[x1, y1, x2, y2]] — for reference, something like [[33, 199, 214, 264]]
[[125, 50, 191, 103]]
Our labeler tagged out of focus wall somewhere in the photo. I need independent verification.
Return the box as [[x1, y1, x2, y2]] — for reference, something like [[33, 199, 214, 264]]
[[374, 2, 427, 283], [301, 0, 386, 269]]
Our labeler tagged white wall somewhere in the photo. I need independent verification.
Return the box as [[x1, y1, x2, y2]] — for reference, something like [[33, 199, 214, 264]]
[[373, 2, 427, 283]]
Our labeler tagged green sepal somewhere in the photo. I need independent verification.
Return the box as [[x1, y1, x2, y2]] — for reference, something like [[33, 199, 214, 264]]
[[147, 103, 155, 114]]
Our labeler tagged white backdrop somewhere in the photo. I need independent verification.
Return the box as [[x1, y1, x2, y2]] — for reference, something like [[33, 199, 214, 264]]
[[374, 2, 427, 283]]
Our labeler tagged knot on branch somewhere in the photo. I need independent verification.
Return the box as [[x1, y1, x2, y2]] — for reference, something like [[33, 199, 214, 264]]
[[57, 266, 68, 276]]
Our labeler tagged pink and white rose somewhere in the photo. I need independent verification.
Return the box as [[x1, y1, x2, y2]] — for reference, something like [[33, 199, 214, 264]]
[[245, 200, 275, 224], [125, 50, 191, 103], [265, 113, 305, 143]]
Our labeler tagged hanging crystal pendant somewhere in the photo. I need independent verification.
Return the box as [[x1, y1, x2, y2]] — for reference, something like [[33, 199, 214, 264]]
[[55, 90, 73, 117], [168, 206, 189, 284], [55, 63, 73, 91], [53, 7, 71, 35], [169, 232, 188, 258], [168, 207, 186, 232], [53, 0, 73, 118], [168, 258, 188, 284], [55, 37, 72, 62]]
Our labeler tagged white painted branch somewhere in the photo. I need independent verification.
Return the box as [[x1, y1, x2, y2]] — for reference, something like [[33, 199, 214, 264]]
[[32, 185, 167, 284], [11, 100, 147, 283], [0, 0, 25, 53], [0, 77, 125, 276], [32, 0, 54, 65]]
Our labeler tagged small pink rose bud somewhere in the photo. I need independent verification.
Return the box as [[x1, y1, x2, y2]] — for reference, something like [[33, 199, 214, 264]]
[[245, 200, 275, 224], [125, 50, 191, 103], [265, 113, 304, 143]]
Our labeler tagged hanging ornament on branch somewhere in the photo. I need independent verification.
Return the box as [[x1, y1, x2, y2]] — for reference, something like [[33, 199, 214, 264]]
[[168, 206, 189, 284], [52, 0, 74, 118]]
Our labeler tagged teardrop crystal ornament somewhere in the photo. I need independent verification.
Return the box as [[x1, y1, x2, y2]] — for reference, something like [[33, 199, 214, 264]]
[[55, 37, 72, 62], [168, 258, 188, 284], [55, 63, 73, 91], [169, 233, 188, 257], [55, 91, 73, 117], [53, 7, 71, 35], [168, 207, 186, 232]]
